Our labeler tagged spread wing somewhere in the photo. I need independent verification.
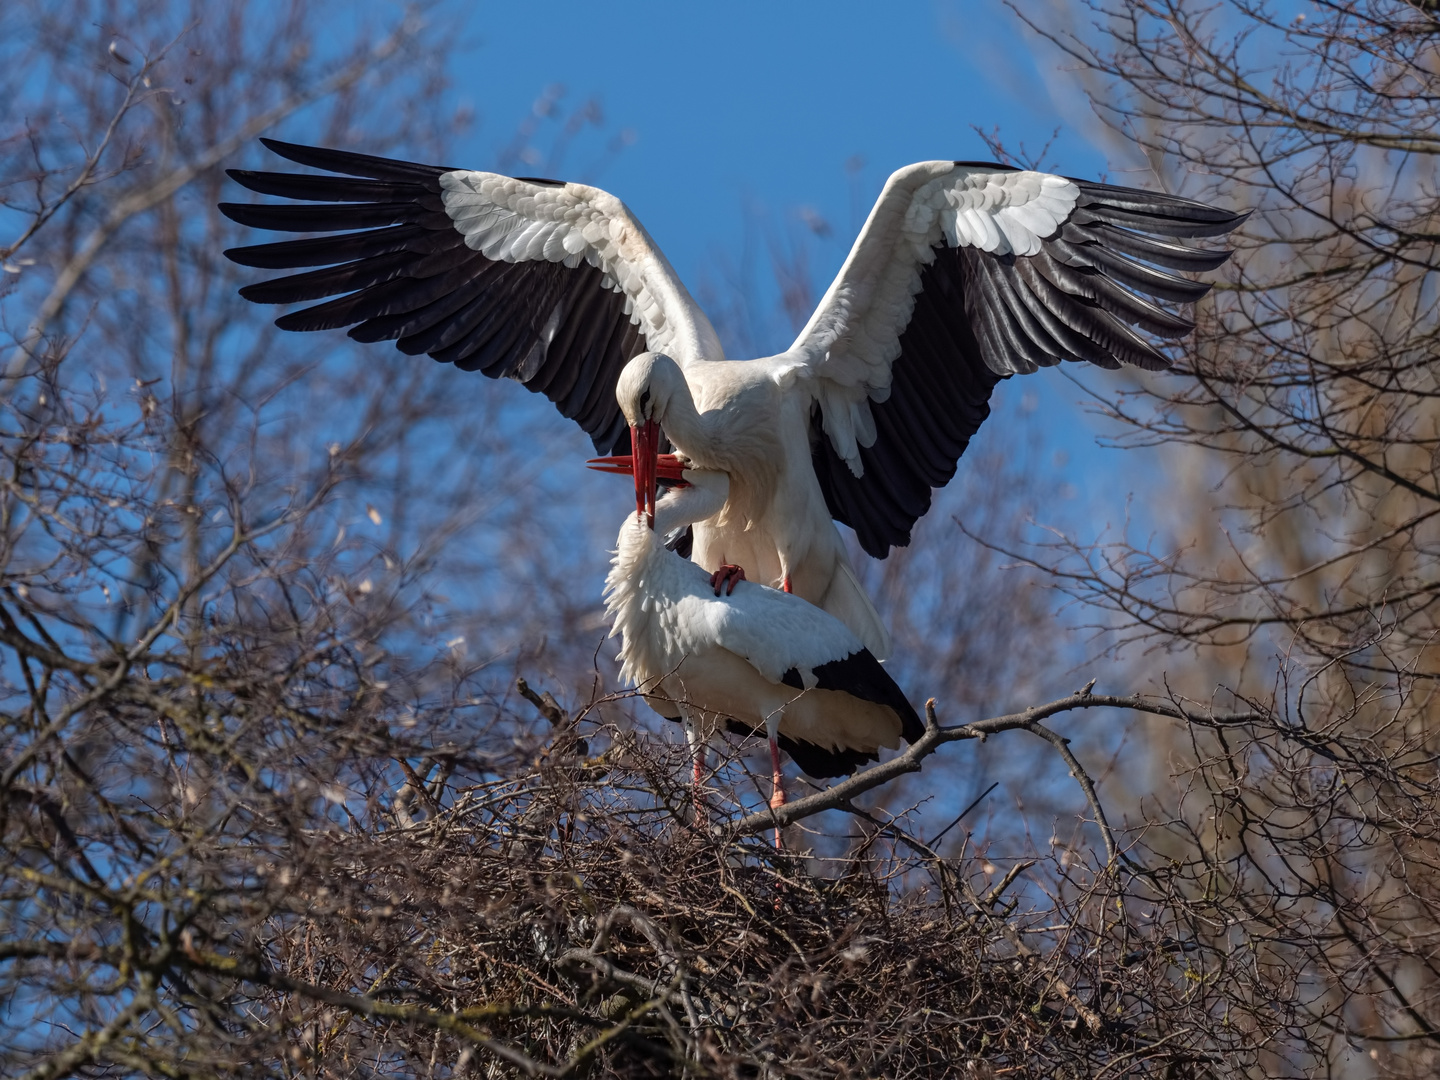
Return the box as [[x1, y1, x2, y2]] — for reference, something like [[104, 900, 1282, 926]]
[[789, 161, 1248, 557], [221, 139, 723, 454]]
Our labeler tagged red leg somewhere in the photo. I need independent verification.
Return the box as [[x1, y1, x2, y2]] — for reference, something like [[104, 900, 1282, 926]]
[[782, 574, 792, 594], [692, 745, 707, 823], [768, 735, 786, 849], [709, 563, 746, 595], [685, 723, 707, 826]]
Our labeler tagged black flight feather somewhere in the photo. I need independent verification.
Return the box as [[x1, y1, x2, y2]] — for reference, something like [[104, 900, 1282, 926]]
[[221, 140, 655, 454], [781, 649, 925, 747], [812, 168, 1246, 557]]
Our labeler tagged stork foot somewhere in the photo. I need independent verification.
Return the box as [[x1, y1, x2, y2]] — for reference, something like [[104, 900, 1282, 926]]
[[769, 783, 787, 849], [710, 563, 746, 596]]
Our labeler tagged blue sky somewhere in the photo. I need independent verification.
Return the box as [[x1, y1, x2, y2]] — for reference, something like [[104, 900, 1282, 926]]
[[236, 0, 1174, 835], [415, 0, 1146, 517], [443, 1, 1111, 302]]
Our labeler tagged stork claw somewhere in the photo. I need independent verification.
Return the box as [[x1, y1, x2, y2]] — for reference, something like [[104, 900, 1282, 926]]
[[710, 563, 746, 596]]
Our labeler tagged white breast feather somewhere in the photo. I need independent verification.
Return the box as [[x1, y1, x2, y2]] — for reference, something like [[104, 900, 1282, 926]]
[[438, 172, 722, 366], [790, 163, 1080, 475], [604, 517, 863, 693]]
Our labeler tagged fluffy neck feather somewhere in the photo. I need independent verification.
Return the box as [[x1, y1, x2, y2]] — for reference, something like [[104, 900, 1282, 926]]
[[662, 383, 780, 532], [603, 475, 728, 687], [654, 471, 728, 536], [604, 516, 680, 687]]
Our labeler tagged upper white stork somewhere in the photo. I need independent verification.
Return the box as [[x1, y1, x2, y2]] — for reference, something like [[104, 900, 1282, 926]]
[[605, 440, 923, 833], [222, 140, 1246, 660]]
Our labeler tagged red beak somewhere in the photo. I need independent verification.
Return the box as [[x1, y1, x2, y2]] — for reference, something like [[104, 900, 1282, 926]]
[[629, 420, 659, 528], [586, 452, 688, 485]]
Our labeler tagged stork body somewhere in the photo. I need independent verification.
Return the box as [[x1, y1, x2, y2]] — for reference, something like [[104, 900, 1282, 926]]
[[605, 468, 923, 828], [610, 352, 890, 655], [223, 143, 1247, 662]]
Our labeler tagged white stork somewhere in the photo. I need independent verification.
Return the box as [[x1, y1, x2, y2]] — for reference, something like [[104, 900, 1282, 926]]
[[222, 141, 1246, 661], [604, 434, 923, 836]]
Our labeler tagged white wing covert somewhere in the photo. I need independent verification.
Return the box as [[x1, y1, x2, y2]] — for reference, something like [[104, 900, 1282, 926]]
[[222, 139, 723, 454], [789, 161, 1247, 557], [437, 171, 720, 367]]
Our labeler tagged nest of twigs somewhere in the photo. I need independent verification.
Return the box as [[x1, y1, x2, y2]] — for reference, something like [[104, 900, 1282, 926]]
[[254, 695, 1234, 1079]]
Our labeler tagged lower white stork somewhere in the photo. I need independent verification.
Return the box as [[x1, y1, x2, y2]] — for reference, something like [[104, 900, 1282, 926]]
[[223, 142, 1247, 663], [604, 440, 923, 841]]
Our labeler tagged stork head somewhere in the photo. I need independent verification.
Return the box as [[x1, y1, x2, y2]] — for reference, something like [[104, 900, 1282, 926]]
[[587, 354, 688, 520], [615, 352, 686, 429], [614, 352, 685, 529]]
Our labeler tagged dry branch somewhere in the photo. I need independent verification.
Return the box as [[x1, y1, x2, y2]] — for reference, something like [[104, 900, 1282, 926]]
[[725, 690, 1265, 850]]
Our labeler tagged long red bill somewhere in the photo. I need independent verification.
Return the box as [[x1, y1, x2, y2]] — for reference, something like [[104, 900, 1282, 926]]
[[585, 452, 689, 485], [629, 419, 659, 528]]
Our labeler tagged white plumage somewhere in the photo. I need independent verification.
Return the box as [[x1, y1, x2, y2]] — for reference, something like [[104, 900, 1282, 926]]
[[606, 472, 909, 757], [438, 171, 722, 367], [606, 351, 896, 659], [792, 165, 1081, 470], [604, 467, 922, 830]]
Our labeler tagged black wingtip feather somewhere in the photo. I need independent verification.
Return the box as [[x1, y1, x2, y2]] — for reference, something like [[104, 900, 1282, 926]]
[[809, 649, 925, 745], [258, 137, 455, 180], [714, 720, 876, 779], [1047, 235, 1213, 306], [227, 168, 422, 204], [1073, 179, 1248, 226], [1069, 221, 1233, 274], [1073, 202, 1246, 240], [220, 200, 442, 233], [222, 224, 447, 271], [813, 170, 1244, 557], [223, 139, 636, 450]]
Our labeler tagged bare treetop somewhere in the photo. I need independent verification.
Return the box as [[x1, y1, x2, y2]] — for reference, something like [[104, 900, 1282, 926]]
[[9, 0, 1429, 1076]]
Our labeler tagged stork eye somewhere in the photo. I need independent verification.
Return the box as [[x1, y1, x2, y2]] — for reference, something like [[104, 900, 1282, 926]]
[[639, 388, 652, 414]]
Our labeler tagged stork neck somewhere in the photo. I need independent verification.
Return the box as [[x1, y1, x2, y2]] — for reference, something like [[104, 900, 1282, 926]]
[[658, 386, 710, 460], [653, 470, 729, 536]]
